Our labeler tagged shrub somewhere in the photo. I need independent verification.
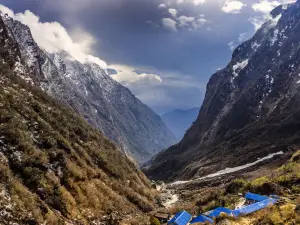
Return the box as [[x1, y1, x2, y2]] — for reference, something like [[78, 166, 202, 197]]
[[226, 179, 250, 194], [251, 176, 270, 187], [150, 216, 161, 225]]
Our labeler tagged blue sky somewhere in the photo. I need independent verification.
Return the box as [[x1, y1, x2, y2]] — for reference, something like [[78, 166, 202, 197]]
[[0, 0, 294, 114]]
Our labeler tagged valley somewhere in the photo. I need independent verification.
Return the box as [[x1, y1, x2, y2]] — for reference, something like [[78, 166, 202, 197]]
[[1, 0, 300, 224], [153, 149, 300, 224]]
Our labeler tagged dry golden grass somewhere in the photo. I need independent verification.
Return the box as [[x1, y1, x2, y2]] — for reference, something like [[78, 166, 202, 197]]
[[0, 61, 154, 224]]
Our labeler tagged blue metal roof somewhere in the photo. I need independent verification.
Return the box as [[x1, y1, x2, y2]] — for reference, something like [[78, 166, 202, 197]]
[[245, 192, 269, 202], [207, 207, 232, 218], [169, 193, 278, 224], [190, 215, 213, 224], [232, 198, 277, 217], [168, 211, 192, 225]]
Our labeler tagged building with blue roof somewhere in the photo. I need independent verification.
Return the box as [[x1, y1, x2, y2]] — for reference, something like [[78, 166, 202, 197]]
[[206, 207, 232, 218], [168, 192, 279, 224], [232, 198, 277, 217], [245, 192, 269, 202], [190, 215, 213, 224], [167, 211, 192, 225]]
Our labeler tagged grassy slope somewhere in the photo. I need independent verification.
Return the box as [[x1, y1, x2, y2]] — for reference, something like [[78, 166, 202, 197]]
[[0, 64, 155, 224], [165, 150, 300, 224]]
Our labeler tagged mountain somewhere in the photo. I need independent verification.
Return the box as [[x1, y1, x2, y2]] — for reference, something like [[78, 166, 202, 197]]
[[1, 14, 176, 163], [0, 16, 154, 224], [162, 107, 200, 141], [147, 1, 300, 181]]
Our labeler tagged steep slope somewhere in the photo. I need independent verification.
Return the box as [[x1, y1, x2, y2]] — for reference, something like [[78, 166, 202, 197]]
[[1, 13, 176, 163], [162, 107, 200, 141], [0, 16, 154, 224], [147, 1, 300, 181]]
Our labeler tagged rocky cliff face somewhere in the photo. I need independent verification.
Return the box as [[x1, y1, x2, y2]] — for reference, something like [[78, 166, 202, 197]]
[[1, 14, 176, 163], [147, 1, 300, 181], [0, 15, 154, 224]]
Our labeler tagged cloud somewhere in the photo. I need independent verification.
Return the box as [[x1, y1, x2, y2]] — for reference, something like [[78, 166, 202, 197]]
[[248, 0, 295, 31], [195, 18, 207, 28], [0, 4, 14, 17], [110, 66, 203, 114], [251, 0, 296, 14], [222, 0, 246, 14], [133, 85, 201, 114], [238, 32, 249, 42], [0, 4, 107, 69], [109, 64, 162, 85], [162, 18, 178, 31], [177, 15, 195, 27], [150, 3, 208, 32], [146, 20, 159, 28], [228, 41, 236, 51], [252, 0, 280, 13], [168, 8, 178, 18], [249, 16, 267, 30], [158, 3, 167, 8], [177, 15, 207, 30], [228, 32, 251, 51], [177, 0, 206, 5], [43, 0, 99, 14]]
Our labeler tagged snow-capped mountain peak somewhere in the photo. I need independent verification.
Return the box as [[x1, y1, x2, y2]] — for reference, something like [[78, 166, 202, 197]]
[[0, 13, 176, 163]]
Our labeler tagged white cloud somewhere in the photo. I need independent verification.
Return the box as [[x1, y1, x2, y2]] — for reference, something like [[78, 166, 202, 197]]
[[115, 68, 203, 113], [0, 5, 107, 69], [0, 5, 14, 17], [195, 18, 207, 28], [222, 0, 246, 14], [177, 15, 207, 30], [168, 8, 178, 18], [252, 0, 281, 13], [158, 3, 167, 8], [162, 18, 178, 31], [249, 16, 266, 30], [251, 0, 295, 14], [109, 65, 162, 85], [149, 14, 206, 32], [238, 32, 249, 42], [228, 41, 236, 51], [146, 20, 159, 28], [248, 0, 295, 31], [177, 16, 195, 27], [177, 0, 206, 5], [228, 32, 251, 51]]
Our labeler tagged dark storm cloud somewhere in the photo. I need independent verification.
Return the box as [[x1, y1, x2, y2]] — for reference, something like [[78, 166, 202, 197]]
[[0, 0, 287, 113]]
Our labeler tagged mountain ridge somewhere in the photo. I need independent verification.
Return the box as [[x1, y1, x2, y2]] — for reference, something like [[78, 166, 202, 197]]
[[1, 13, 176, 163], [0, 15, 154, 224], [147, 1, 300, 181]]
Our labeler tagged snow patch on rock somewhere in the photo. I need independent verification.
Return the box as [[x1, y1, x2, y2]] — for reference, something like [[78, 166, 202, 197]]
[[232, 59, 249, 81], [169, 151, 284, 186]]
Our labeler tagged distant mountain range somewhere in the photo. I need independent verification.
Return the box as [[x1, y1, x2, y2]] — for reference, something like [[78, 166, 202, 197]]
[[162, 107, 200, 141], [147, 1, 300, 181], [1, 13, 176, 163]]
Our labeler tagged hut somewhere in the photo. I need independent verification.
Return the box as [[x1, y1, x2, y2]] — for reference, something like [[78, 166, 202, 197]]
[[190, 215, 213, 224], [167, 211, 192, 225]]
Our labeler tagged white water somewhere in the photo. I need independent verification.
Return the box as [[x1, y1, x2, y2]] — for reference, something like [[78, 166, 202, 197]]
[[169, 151, 284, 186], [162, 193, 179, 208]]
